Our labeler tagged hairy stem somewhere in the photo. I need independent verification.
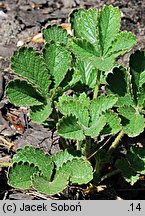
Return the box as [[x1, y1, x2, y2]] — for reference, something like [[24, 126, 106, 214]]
[[99, 169, 121, 183], [52, 105, 59, 123], [76, 140, 81, 151], [93, 70, 101, 99], [85, 136, 92, 158], [108, 130, 124, 154]]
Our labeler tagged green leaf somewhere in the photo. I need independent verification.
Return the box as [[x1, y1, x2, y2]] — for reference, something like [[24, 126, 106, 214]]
[[43, 43, 72, 88], [70, 39, 98, 59], [137, 85, 145, 108], [53, 149, 81, 170], [90, 95, 118, 124], [32, 166, 69, 196], [115, 146, 145, 185], [8, 146, 93, 195], [32, 152, 93, 195], [6, 80, 44, 107], [62, 69, 81, 90], [83, 115, 106, 138], [70, 8, 100, 55], [107, 32, 137, 58], [70, 39, 115, 71], [57, 93, 90, 127], [75, 59, 97, 89], [129, 50, 145, 101], [118, 106, 145, 137], [11, 47, 50, 97], [8, 162, 38, 189], [30, 101, 52, 124], [106, 66, 134, 107], [57, 115, 85, 141], [43, 25, 68, 44], [70, 6, 137, 72], [58, 94, 114, 139], [99, 5, 121, 55], [103, 111, 122, 135], [12, 146, 53, 180], [67, 158, 93, 184], [133, 147, 145, 175], [139, 72, 145, 87], [116, 158, 140, 185]]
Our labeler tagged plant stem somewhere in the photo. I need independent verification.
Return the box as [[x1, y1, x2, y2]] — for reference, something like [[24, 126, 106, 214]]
[[52, 104, 59, 123], [0, 135, 14, 150], [108, 130, 124, 154], [87, 136, 111, 160], [85, 136, 92, 158], [93, 70, 101, 99], [76, 140, 81, 151], [99, 169, 121, 183]]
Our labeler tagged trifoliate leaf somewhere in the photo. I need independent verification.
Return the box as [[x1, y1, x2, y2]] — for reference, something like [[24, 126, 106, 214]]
[[30, 100, 52, 124], [58, 94, 115, 139], [118, 106, 145, 137], [70, 6, 137, 71], [70, 39, 115, 71], [32, 151, 93, 195], [57, 93, 90, 127], [57, 115, 85, 141], [8, 162, 38, 189], [43, 43, 72, 88], [106, 66, 134, 107], [6, 80, 44, 106], [12, 146, 53, 180], [43, 25, 68, 44], [11, 47, 50, 97], [115, 146, 145, 185], [8, 146, 94, 195]]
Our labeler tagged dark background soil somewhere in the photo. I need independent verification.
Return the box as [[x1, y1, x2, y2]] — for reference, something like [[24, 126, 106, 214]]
[[0, 0, 145, 200]]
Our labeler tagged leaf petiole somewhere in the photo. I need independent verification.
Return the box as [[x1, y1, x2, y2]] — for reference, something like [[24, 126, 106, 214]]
[[108, 130, 125, 154], [93, 70, 101, 99]]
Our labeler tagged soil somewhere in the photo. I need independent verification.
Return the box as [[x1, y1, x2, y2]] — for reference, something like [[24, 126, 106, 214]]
[[0, 0, 145, 200]]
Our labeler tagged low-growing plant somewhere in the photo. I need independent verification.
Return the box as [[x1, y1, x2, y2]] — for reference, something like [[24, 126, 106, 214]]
[[5, 5, 145, 196], [8, 146, 93, 195]]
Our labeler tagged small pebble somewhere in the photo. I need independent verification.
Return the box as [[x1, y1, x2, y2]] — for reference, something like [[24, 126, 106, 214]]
[[0, 10, 8, 20]]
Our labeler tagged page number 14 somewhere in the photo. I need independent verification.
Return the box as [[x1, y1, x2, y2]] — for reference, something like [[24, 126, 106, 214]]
[[128, 203, 141, 212]]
